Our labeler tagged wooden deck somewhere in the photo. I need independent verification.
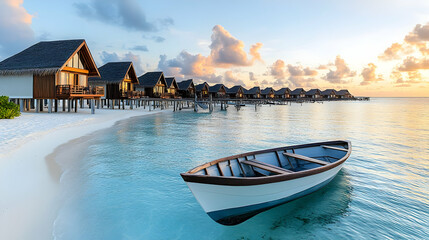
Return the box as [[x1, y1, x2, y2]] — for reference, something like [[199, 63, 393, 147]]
[[56, 85, 104, 99]]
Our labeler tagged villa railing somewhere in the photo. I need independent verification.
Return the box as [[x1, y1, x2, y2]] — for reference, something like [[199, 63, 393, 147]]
[[56, 85, 104, 97], [120, 90, 145, 99]]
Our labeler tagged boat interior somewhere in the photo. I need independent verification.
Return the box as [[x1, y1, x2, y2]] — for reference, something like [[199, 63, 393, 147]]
[[191, 142, 350, 178]]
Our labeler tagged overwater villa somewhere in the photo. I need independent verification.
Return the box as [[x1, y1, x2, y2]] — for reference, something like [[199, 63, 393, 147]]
[[88, 62, 139, 102], [209, 84, 227, 98], [226, 85, 244, 98], [0, 39, 103, 112], [321, 89, 337, 99], [165, 77, 179, 98], [305, 89, 322, 99], [136, 72, 167, 98], [290, 88, 306, 99], [274, 88, 291, 99], [336, 89, 353, 99], [261, 87, 275, 98], [195, 82, 210, 98], [244, 87, 261, 99], [177, 79, 195, 98]]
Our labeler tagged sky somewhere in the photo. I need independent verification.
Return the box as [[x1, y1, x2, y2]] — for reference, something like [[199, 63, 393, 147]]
[[0, 0, 429, 97]]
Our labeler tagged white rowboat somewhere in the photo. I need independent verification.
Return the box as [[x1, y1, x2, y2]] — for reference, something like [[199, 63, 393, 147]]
[[181, 140, 352, 225]]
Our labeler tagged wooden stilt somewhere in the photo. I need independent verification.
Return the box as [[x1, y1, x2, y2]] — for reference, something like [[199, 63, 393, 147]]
[[67, 99, 71, 112], [91, 99, 95, 114], [35, 99, 39, 113], [48, 99, 52, 113], [19, 99, 24, 112], [54, 99, 58, 112], [74, 99, 78, 112]]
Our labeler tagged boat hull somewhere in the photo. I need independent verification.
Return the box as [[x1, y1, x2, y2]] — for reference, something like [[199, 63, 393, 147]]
[[185, 163, 344, 225]]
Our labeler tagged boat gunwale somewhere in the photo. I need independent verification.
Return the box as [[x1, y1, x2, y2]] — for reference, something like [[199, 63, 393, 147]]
[[180, 140, 351, 186]]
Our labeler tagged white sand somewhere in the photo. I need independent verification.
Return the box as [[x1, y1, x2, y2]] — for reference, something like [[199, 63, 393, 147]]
[[0, 107, 166, 240]]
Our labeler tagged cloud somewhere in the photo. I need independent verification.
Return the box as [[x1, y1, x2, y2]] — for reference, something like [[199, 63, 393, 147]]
[[323, 55, 356, 83], [288, 76, 317, 88], [404, 23, 429, 44], [378, 43, 405, 61], [287, 64, 318, 77], [158, 25, 262, 82], [143, 35, 165, 43], [379, 23, 429, 61], [360, 63, 384, 85], [74, 0, 172, 32], [269, 60, 286, 80], [392, 70, 424, 87], [249, 43, 263, 63], [209, 25, 263, 67], [397, 56, 429, 71], [249, 72, 256, 81], [0, 0, 34, 58], [131, 45, 148, 52], [286, 64, 318, 88], [100, 51, 144, 75], [317, 64, 329, 70], [224, 71, 246, 87]]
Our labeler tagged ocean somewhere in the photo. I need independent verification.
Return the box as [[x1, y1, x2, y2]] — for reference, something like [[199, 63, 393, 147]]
[[53, 98, 429, 239]]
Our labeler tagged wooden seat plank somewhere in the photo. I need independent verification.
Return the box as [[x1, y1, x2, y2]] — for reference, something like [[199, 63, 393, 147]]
[[283, 152, 329, 166], [242, 160, 292, 174], [322, 145, 348, 152], [249, 159, 294, 173]]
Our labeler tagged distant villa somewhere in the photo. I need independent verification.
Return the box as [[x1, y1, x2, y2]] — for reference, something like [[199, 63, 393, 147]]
[[0, 39, 355, 113]]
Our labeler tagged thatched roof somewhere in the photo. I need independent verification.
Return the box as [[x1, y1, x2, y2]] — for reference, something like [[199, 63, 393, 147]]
[[291, 88, 306, 95], [321, 89, 337, 96], [209, 84, 226, 93], [137, 71, 166, 87], [274, 87, 290, 95], [226, 85, 243, 94], [336, 89, 351, 96], [89, 62, 138, 84], [244, 87, 261, 94], [306, 89, 321, 95], [177, 79, 194, 90], [261, 87, 274, 95], [165, 77, 178, 89], [0, 39, 99, 76], [195, 82, 209, 92]]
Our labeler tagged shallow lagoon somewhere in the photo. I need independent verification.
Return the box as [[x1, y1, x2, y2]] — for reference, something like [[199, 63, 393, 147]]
[[54, 98, 429, 239]]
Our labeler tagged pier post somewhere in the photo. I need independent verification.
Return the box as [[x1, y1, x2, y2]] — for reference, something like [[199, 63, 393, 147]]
[[48, 99, 52, 113], [67, 99, 71, 112], [209, 95, 213, 113], [91, 99, 95, 114], [54, 99, 58, 112], [194, 95, 198, 112], [130, 100, 133, 109], [19, 99, 24, 112], [74, 99, 78, 112]]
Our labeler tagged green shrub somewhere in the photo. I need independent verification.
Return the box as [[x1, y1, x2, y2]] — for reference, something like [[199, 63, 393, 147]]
[[0, 96, 21, 119]]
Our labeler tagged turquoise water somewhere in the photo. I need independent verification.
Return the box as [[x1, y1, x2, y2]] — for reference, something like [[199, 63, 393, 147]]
[[54, 98, 429, 239]]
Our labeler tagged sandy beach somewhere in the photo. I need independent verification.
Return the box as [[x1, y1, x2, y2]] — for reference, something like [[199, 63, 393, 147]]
[[0, 108, 165, 240]]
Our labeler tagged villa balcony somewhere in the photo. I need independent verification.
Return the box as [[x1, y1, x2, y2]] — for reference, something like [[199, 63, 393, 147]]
[[56, 85, 104, 99]]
